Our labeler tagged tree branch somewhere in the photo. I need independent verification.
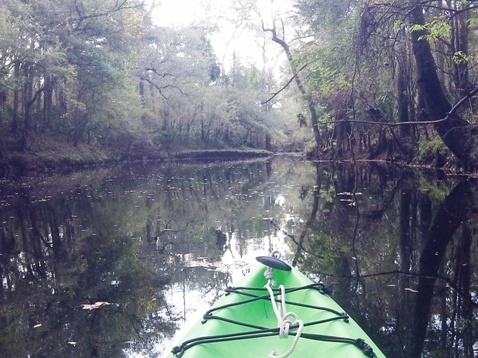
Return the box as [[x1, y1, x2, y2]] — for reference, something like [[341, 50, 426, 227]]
[[261, 63, 309, 105], [145, 67, 175, 79], [139, 76, 187, 100], [321, 86, 478, 128], [73, 0, 144, 30]]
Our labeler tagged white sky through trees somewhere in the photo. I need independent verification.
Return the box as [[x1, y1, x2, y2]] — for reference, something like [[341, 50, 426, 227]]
[[152, 0, 291, 72]]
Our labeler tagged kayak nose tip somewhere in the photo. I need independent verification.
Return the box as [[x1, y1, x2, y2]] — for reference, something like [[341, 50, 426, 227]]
[[256, 256, 292, 271]]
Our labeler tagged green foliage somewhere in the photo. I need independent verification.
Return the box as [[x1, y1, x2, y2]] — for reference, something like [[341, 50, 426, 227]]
[[293, 0, 356, 33], [2, 0, 477, 160], [0, 0, 310, 155], [392, 20, 406, 33], [289, 22, 355, 152], [293, 0, 478, 162], [409, 16, 451, 41], [452, 50, 471, 64], [417, 135, 448, 160], [0, 0, 147, 145]]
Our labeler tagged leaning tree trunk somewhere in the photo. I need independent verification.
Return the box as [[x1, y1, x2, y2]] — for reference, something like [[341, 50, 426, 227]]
[[409, 3, 476, 166], [263, 23, 322, 153]]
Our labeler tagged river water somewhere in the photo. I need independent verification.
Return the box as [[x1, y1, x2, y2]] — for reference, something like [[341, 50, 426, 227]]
[[0, 157, 476, 357]]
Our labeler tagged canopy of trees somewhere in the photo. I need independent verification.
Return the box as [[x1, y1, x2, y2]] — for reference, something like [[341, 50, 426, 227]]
[[0, 0, 302, 160], [288, 0, 478, 168], [2, 0, 478, 169]]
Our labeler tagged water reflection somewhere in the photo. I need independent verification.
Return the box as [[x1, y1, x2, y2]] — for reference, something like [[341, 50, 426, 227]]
[[0, 159, 477, 358]]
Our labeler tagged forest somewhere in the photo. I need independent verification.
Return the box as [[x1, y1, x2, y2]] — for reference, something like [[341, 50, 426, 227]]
[[1, 0, 478, 172]]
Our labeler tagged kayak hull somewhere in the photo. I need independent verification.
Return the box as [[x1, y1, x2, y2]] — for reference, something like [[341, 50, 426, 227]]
[[167, 264, 386, 357]]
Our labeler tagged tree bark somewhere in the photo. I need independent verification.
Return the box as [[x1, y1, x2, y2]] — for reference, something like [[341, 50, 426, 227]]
[[409, 4, 475, 165], [396, 38, 414, 160], [263, 23, 322, 153], [20, 63, 33, 151], [11, 61, 20, 135], [43, 74, 54, 131]]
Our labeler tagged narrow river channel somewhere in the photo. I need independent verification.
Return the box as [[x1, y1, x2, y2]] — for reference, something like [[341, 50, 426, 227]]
[[0, 157, 476, 357]]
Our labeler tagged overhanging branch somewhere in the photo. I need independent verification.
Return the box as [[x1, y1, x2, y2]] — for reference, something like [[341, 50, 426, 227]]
[[261, 63, 309, 105]]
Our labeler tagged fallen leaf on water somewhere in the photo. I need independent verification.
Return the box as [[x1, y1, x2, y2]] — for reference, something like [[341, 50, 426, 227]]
[[79, 301, 112, 310]]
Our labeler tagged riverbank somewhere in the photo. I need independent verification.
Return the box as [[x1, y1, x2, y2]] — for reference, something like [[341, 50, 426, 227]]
[[0, 130, 471, 178], [0, 131, 274, 176]]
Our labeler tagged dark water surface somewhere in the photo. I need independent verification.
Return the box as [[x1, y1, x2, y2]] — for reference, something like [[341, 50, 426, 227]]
[[0, 158, 477, 357]]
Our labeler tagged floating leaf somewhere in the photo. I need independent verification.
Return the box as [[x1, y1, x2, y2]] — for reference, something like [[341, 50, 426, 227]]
[[79, 301, 112, 310]]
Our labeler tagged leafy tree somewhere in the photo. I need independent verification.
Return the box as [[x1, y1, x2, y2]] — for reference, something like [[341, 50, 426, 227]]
[[408, 1, 477, 166], [289, 0, 478, 168], [0, 0, 147, 150]]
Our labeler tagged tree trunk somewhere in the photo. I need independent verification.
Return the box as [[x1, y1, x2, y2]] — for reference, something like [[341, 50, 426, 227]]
[[331, 99, 352, 158], [11, 62, 20, 135], [139, 80, 145, 107], [43, 74, 54, 131], [396, 30, 414, 161], [263, 24, 322, 154], [265, 132, 272, 151], [20, 64, 44, 152], [20, 63, 33, 151], [409, 4, 475, 165]]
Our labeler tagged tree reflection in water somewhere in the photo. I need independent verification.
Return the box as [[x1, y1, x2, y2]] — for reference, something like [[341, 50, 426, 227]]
[[294, 166, 478, 358], [0, 159, 476, 357]]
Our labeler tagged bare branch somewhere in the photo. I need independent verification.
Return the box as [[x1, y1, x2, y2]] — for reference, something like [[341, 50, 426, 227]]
[[145, 68, 175, 79], [448, 86, 478, 117], [73, 0, 144, 31], [139, 76, 187, 100], [324, 86, 478, 128], [261, 63, 309, 105]]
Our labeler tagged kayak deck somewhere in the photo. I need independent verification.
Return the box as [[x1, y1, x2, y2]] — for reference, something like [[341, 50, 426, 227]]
[[168, 261, 386, 357]]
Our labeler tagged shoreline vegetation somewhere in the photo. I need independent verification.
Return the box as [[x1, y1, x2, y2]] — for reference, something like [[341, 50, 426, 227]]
[[1, 1, 478, 181], [0, 131, 276, 176], [0, 129, 471, 178], [1, 3, 477, 180]]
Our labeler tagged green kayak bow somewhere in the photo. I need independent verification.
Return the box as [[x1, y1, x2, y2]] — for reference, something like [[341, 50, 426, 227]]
[[168, 256, 386, 358]]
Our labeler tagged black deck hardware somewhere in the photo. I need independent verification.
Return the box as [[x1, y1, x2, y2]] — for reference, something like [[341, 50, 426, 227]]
[[256, 255, 292, 271]]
